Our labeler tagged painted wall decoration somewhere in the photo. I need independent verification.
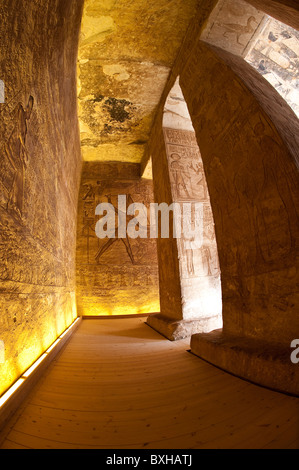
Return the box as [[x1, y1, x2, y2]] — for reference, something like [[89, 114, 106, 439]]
[[76, 162, 160, 316]]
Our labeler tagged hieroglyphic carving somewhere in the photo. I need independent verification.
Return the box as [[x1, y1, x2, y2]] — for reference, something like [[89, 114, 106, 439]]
[[222, 16, 258, 46], [79, 264, 159, 289], [163, 127, 220, 282], [200, 0, 264, 56], [81, 183, 97, 264]]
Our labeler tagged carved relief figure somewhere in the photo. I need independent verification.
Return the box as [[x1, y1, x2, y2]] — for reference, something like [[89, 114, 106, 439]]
[[81, 184, 96, 264], [201, 245, 212, 276], [180, 205, 203, 277], [170, 153, 191, 199], [82, 183, 95, 201], [82, 217, 96, 264], [222, 16, 258, 45], [95, 194, 135, 264], [188, 161, 208, 200], [5, 96, 34, 218]]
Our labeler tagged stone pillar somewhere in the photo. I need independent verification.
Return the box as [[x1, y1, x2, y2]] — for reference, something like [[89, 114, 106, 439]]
[[146, 80, 222, 340]]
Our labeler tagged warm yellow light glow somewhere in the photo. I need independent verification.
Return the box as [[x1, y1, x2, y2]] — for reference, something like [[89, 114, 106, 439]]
[[45, 338, 61, 354], [59, 317, 80, 339], [0, 378, 25, 408], [22, 353, 48, 378], [0, 317, 80, 409], [81, 302, 161, 317], [59, 329, 70, 339]]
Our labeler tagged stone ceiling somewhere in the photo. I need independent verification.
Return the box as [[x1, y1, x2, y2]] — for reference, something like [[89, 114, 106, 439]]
[[78, 0, 299, 166], [77, 0, 198, 163]]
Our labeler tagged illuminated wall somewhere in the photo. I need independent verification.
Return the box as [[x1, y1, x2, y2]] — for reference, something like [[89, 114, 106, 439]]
[[76, 162, 160, 316], [0, 0, 84, 397]]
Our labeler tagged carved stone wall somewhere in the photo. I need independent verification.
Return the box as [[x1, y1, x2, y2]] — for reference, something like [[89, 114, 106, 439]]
[[0, 0, 84, 397], [76, 162, 160, 316]]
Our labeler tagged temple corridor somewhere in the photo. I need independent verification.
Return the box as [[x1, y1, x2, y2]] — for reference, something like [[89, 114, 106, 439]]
[[1, 0, 299, 451]]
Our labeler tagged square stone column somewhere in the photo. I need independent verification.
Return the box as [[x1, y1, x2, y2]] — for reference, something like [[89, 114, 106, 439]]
[[146, 84, 222, 340]]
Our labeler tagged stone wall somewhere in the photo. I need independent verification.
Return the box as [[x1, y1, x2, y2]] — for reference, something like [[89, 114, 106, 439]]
[[76, 162, 160, 316], [0, 0, 84, 396]]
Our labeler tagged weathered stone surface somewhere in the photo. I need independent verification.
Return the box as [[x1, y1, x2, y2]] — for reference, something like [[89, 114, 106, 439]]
[[245, 17, 299, 116], [201, 0, 299, 118], [180, 41, 299, 346], [0, 0, 84, 397], [246, 0, 299, 32], [201, 0, 266, 56], [143, 2, 221, 328], [145, 78, 222, 340], [76, 162, 160, 316], [163, 125, 222, 323], [145, 120, 183, 322], [211, 46, 299, 170], [77, 0, 198, 163], [1, 0, 298, 401], [191, 330, 299, 396], [147, 313, 222, 341]]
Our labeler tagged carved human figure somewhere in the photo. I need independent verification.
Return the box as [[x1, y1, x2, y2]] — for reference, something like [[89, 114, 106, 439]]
[[119, 266, 128, 287], [95, 194, 135, 265], [180, 205, 203, 277], [188, 161, 208, 200], [170, 153, 191, 199], [232, 130, 268, 268], [7, 96, 34, 218], [201, 245, 212, 276], [82, 183, 95, 201]]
